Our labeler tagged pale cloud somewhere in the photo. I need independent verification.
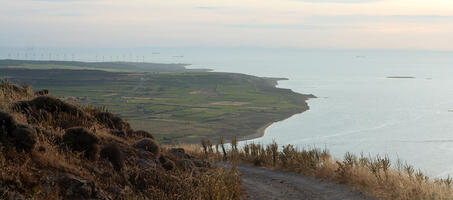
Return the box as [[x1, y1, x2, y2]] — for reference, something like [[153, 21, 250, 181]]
[[295, 0, 381, 3], [196, 6, 222, 10], [1, 0, 453, 50], [228, 24, 360, 30]]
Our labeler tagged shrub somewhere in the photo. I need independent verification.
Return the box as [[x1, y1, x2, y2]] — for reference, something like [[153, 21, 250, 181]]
[[0, 111, 17, 138], [63, 127, 99, 160], [133, 130, 154, 139], [100, 143, 124, 171], [162, 160, 175, 171], [92, 111, 132, 134], [109, 129, 126, 138], [11, 125, 37, 153], [13, 96, 84, 116], [175, 159, 195, 171], [133, 139, 160, 157], [169, 148, 189, 159], [11, 96, 92, 129], [34, 89, 49, 96], [159, 155, 176, 171]]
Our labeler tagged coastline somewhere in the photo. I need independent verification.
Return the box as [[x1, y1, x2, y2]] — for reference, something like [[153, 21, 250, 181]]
[[237, 111, 309, 142], [236, 78, 314, 142]]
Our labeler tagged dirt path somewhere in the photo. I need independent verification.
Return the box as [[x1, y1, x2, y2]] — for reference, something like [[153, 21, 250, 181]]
[[223, 164, 375, 200]]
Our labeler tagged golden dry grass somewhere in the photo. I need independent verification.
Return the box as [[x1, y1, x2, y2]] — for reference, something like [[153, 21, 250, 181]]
[[205, 138, 453, 200]]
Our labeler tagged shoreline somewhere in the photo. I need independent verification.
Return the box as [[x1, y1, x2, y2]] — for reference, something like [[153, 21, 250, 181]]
[[237, 111, 308, 142], [236, 77, 314, 142]]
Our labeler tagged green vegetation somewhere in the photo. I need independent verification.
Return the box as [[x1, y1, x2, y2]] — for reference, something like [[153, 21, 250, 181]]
[[0, 60, 314, 143]]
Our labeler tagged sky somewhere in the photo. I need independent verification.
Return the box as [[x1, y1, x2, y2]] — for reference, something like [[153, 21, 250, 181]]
[[1, 0, 453, 50]]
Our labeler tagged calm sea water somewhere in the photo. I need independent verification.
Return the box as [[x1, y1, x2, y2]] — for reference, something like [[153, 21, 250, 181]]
[[2, 47, 453, 177]]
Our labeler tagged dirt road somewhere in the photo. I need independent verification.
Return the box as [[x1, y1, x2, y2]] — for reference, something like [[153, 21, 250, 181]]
[[226, 164, 375, 200]]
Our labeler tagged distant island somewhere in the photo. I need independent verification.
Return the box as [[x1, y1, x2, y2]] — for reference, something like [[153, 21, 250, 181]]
[[0, 59, 315, 143], [386, 76, 416, 79]]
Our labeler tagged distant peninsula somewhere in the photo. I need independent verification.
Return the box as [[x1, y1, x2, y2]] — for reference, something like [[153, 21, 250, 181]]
[[0, 59, 211, 73], [0, 59, 314, 143]]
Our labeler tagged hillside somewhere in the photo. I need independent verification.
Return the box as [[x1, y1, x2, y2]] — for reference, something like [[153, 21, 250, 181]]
[[0, 82, 241, 199]]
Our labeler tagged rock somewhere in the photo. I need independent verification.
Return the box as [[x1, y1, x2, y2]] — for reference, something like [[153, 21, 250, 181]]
[[58, 174, 95, 199], [133, 139, 160, 157], [63, 127, 99, 160], [11, 126, 37, 153]]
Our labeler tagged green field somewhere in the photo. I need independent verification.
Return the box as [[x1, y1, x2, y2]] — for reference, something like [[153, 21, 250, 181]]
[[0, 60, 314, 143]]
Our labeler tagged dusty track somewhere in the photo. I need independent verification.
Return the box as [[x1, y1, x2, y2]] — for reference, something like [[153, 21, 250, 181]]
[[222, 163, 375, 200]]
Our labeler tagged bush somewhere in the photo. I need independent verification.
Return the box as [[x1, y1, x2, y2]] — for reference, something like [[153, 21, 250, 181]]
[[11, 96, 92, 129], [13, 96, 84, 116], [133, 130, 154, 139], [11, 125, 37, 153], [162, 160, 175, 171], [0, 111, 17, 138], [93, 111, 132, 134], [34, 89, 49, 96], [159, 155, 175, 171], [109, 129, 126, 138], [63, 127, 99, 160], [133, 139, 160, 157], [100, 143, 124, 171]]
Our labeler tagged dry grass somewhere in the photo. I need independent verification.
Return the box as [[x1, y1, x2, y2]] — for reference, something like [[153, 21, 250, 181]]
[[207, 138, 453, 200], [0, 81, 241, 200]]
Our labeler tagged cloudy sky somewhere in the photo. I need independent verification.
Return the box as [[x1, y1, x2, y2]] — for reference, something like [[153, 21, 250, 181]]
[[1, 0, 453, 50]]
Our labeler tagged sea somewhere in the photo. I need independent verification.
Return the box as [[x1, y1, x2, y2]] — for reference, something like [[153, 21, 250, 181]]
[[2, 47, 453, 177]]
